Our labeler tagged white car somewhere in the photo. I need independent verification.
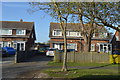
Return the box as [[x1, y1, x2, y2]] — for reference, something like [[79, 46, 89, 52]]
[[46, 48, 58, 56]]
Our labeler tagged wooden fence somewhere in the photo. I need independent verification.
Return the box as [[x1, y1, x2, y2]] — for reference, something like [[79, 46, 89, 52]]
[[54, 52, 110, 63]]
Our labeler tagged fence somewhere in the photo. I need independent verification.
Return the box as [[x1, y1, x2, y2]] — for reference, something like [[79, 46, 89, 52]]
[[54, 52, 110, 63], [14, 50, 38, 63]]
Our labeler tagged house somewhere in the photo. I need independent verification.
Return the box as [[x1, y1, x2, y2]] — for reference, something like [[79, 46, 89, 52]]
[[49, 22, 117, 53], [111, 29, 120, 52], [0, 19, 36, 51]]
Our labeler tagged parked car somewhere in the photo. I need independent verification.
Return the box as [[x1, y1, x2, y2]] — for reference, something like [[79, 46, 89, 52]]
[[39, 48, 48, 53], [2, 47, 16, 56], [46, 48, 58, 56]]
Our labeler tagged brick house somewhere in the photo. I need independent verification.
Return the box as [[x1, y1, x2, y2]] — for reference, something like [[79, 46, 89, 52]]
[[49, 23, 115, 53], [111, 30, 120, 52], [0, 20, 36, 51]]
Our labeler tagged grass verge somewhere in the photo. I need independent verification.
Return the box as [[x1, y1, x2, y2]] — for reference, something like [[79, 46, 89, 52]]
[[43, 68, 120, 79], [47, 61, 119, 67]]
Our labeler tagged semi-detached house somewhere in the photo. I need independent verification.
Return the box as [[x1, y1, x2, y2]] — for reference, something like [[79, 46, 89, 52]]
[[49, 23, 120, 53], [0, 19, 36, 51]]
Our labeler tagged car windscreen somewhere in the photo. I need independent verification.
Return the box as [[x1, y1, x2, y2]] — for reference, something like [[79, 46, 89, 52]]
[[48, 49, 56, 51]]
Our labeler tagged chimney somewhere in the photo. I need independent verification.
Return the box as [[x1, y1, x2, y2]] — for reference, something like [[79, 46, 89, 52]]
[[20, 19, 23, 22]]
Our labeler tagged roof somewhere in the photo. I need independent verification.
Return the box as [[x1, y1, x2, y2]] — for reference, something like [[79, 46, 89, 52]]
[[50, 22, 83, 31], [0, 21, 34, 30], [110, 30, 120, 42], [0, 21, 36, 39], [49, 22, 109, 38]]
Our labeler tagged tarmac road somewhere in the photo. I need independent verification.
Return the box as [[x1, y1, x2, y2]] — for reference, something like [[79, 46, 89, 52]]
[[2, 54, 53, 78]]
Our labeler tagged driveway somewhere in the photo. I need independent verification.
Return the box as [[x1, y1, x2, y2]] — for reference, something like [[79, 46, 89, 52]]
[[2, 54, 53, 78]]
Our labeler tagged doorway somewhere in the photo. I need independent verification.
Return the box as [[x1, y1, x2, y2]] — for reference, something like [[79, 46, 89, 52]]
[[14, 42, 25, 51]]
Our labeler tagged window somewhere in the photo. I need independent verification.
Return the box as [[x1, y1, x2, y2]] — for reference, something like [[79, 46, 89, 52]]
[[16, 30, 26, 35], [69, 31, 76, 36], [91, 44, 95, 51], [116, 36, 119, 41], [66, 31, 69, 36], [53, 30, 62, 36], [0, 29, 12, 35], [93, 33, 95, 37], [31, 33, 34, 38], [99, 43, 111, 53], [13, 43, 17, 49], [67, 31, 81, 37], [3, 42, 11, 47], [67, 43, 77, 50], [21, 43, 24, 51], [99, 33, 107, 38]]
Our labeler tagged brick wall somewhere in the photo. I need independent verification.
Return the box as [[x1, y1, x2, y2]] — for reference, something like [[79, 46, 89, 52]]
[[50, 38, 109, 52]]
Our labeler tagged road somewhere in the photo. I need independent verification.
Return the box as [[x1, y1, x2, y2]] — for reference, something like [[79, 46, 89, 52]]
[[1, 54, 119, 79], [2, 54, 53, 78]]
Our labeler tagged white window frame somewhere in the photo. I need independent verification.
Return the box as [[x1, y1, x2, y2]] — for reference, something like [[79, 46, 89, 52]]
[[16, 30, 26, 35], [91, 44, 95, 51], [93, 33, 95, 37], [0, 42, 3, 48], [116, 36, 119, 41], [67, 43, 77, 51], [0, 29, 12, 35], [98, 43, 112, 53], [66, 31, 82, 37], [14, 41, 25, 51], [3, 41, 11, 47], [53, 30, 62, 36]]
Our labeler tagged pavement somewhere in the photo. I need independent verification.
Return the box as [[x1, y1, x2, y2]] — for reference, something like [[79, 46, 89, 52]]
[[2, 54, 53, 79]]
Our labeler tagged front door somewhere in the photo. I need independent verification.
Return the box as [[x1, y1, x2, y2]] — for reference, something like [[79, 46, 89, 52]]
[[17, 43, 20, 51]]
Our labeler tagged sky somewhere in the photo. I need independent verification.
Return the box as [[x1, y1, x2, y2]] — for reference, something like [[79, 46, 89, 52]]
[[2, 2, 55, 43], [1, 2, 116, 43]]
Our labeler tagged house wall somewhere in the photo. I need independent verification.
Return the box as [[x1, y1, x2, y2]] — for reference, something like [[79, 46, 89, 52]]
[[111, 31, 120, 51], [0, 29, 35, 51], [50, 38, 110, 52]]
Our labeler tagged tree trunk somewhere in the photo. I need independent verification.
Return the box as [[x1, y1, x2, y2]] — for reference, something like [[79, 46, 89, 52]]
[[84, 35, 91, 52], [80, 38, 83, 52], [61, 29, 67, 71]]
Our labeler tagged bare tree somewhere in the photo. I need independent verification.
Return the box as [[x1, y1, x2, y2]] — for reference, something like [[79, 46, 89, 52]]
[[29, 2, 70, 71]]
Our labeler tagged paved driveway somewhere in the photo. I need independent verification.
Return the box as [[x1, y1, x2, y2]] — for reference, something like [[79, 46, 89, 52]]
[[2, 54, 53, 78]]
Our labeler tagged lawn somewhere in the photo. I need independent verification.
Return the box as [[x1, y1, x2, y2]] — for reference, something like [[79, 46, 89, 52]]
[[45, 61, 120, 79], [43, 68, 120, 79], [47, 61, 119, 67]]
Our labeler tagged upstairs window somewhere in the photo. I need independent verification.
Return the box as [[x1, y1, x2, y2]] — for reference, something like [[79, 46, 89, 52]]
[[0, 29, 12, 35], [67, 31, 81, 37], [53, 30, 62, 36], [116, 36, 119, 41], [16, 30, 26, 35], [99, 33, 108, 38]]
